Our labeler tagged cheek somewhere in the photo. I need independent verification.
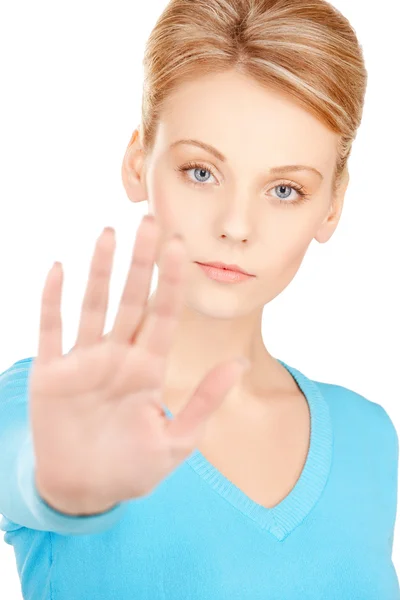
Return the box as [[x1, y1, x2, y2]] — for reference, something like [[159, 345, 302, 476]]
[[257, 231, 311, 301], [256, 217, 316, 288], [150, 179, 180, 235], [268, 217, 315, 258], [151, 179, 198, 241]]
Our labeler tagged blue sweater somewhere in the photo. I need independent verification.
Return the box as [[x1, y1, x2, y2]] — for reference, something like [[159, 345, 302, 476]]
[[0, 356, 398, 599]]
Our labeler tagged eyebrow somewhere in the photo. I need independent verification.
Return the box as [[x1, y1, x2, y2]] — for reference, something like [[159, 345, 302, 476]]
[[169, 138, 324, 180]]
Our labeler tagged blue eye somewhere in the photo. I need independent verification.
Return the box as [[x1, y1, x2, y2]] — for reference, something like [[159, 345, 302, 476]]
[[275, 185, 292, 199], [271, 184, 305, 202], [177, 162, 216, 186], [176, 162, 310, 206]]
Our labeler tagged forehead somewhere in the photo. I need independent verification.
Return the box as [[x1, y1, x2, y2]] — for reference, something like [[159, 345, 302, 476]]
[[157, 70, 338, 170]]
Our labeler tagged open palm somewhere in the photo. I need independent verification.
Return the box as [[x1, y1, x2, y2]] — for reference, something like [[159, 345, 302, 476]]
[[29, 216, 248, 515]]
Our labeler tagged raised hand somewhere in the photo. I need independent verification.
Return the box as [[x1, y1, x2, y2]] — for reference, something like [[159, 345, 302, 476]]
[[29, 215, 249, 515]]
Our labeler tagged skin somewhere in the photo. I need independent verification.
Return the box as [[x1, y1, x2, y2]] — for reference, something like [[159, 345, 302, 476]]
[[120, 68, 349, 419]]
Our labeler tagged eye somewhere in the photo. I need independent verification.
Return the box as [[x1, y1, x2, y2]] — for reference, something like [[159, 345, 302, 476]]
[[269, 181, 310, 206], [176, 161, 217, 187], [175, 163, 311, 207]]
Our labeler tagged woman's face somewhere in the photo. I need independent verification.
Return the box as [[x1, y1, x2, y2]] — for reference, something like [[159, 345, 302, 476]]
[[127, 69, 347, 318]]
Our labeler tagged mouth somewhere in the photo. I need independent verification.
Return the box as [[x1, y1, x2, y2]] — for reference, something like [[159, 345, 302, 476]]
[[194, 262, 256, 283], [194, 261, 255, 276]]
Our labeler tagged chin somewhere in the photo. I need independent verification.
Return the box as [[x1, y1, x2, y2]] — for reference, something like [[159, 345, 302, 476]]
[[183, 287, 256, 319]]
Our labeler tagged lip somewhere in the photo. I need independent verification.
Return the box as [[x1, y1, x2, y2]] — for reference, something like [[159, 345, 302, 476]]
[[195, 261, 255, 276], [194, 262, 256, 284]]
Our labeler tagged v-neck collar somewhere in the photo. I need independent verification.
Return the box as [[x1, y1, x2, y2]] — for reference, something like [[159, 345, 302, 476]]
[[162, 359, 333, 542]]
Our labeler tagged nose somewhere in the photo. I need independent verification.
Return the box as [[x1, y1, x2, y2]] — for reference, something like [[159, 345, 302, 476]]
[[220, 233, 248, 243]]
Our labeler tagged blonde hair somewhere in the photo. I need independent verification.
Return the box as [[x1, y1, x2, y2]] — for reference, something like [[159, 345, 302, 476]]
[[140, 0, 368, 196]]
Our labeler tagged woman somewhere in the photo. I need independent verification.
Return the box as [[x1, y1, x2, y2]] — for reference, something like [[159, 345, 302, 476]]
[[0, 0, 398, 598]]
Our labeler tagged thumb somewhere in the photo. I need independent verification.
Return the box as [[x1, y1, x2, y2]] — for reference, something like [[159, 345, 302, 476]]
[[165, 356, 251, 447]]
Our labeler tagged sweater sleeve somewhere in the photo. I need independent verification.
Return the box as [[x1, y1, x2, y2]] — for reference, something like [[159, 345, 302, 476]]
[[378, 403, 399, 556], [0, 357, 129, 535]]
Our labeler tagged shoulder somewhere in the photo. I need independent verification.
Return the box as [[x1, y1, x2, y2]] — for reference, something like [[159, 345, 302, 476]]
[[312, 377, 398, 460], [0, 356, 35, 396]]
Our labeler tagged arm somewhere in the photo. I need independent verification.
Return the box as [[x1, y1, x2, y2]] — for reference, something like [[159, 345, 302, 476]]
[[377, 403, 399, 556]]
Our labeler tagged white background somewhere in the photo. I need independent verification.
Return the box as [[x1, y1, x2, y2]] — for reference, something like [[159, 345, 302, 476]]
[[0, 0, 399, 596]]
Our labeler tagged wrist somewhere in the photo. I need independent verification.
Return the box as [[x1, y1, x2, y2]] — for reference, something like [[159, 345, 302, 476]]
[[35, 472, 117, 517]]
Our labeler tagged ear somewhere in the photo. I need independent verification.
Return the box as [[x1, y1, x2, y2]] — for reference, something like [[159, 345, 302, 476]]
[[121, 127, 148, 204], [314, 167, 349, 244]]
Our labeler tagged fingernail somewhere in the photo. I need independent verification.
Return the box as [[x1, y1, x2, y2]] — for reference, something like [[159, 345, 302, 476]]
[[129, 130, 138, 145]]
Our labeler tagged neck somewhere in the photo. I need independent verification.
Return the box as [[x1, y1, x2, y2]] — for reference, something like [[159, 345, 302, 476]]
[[143, 290, 297, 410]]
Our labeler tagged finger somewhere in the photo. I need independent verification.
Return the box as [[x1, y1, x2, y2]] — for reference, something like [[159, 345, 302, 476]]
[[37, 262, 64, 363], [108, 215, 160, 345], [74, 228, 116, 347], [165, 358, 248, 452], [134, 233, 187, 360]]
